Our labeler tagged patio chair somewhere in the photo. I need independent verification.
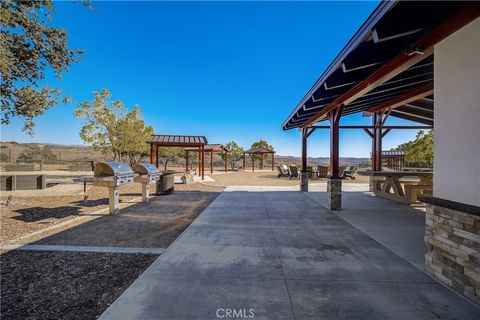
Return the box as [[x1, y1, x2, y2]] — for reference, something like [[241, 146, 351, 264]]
[[306, 166, 315, 178], [289, 165, 299, 179], [343, 166, 357, 180], [277, 165, 289, 178], [317, 165, 329, 179], [282, 164, 290, 175]]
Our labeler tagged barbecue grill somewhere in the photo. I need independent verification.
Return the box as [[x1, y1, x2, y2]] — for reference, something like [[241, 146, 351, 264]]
[[132, 163, 161, 202], [93, 162, 136, 215]]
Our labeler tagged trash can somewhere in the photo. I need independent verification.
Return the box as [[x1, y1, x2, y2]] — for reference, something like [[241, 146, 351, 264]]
[[157, 170, 175, 195]]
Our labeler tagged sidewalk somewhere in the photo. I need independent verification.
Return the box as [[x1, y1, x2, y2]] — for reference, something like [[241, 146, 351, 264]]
[[100, 187, 479, 319]]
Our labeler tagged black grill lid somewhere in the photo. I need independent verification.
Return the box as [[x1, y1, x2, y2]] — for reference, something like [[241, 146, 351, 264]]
[[132, 163, 160, 175], [94, 162, 134, 177]]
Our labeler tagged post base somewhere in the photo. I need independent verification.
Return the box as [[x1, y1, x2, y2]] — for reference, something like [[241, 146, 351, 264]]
[[300, 171, 309, 192], [327, 178, 342, 210]]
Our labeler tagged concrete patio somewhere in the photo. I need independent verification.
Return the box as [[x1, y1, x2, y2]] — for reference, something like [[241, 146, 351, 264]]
[[100, 187, 479, 319]]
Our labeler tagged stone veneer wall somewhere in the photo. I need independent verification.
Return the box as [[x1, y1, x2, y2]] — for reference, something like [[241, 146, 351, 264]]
[[425, 203, 480, 305]]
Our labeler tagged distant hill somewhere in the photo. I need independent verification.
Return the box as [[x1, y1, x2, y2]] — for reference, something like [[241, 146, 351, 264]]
[[0, 141, 371, 167], [274, 155, 370, 166]]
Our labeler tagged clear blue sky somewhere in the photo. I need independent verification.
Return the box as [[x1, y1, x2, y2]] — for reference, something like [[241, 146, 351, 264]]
[[1, 0, 422, 157]]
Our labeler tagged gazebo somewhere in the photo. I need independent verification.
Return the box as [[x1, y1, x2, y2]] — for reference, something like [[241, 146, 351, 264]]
[[382, 150, 405, 171], [243, 147, 275, 172], [148, 134, 207, 180], [184, 144, 228, 174]]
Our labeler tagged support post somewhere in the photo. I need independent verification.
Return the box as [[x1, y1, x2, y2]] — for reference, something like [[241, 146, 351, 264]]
[[243, 153, 245, 171], [198, 146, 201, 175], [327, 105, 344, 210], [150, 144, 153, 164], [155, 145, 159, 169], [224, 152, 228, 173], [201, 145, 205, 180], [300, 127, 309, 192], [210, 150, 213, 174], [252, 154, 255, 172], [271, 153, 274, 171], [186, 150, 189, 173], [260, 155, 264, 170]]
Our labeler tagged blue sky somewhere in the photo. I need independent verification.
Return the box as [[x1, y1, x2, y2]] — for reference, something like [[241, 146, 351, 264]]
[[1, 1, 422, 157]]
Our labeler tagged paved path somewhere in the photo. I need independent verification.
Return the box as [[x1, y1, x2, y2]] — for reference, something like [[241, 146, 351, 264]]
[[100, 188, 479, 320]]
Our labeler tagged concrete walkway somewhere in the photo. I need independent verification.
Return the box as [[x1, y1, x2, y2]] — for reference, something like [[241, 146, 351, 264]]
[[100, 188, 479, 320]]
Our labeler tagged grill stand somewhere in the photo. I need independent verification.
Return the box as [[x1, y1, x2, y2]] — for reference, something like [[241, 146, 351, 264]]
[[109, 186, 120, 215], [141, 182, 150, 202]]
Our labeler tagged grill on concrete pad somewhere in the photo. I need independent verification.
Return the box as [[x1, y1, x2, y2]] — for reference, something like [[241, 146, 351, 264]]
[[93, 162, 136, 215], [132, 163, 161, 202]]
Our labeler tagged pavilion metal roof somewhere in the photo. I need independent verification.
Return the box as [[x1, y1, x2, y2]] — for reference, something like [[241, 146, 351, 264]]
[[282, 1, 478, 130], [149, 135, 207, 146], [382, 150, 405, 157]]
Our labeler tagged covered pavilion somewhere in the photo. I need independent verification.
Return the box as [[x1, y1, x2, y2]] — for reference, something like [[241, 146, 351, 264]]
[[242, 147, 275, 172], [382, 150, 406, 171], [282, 0, 480, 304], [184, 144, 228, 174], [148, 134, 207, 180]]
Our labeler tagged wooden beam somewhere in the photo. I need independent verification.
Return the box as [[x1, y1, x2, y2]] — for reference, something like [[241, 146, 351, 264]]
[[302, 4, 480, 128], [366, 82, 433, 112], [301, 128, 308, 171]]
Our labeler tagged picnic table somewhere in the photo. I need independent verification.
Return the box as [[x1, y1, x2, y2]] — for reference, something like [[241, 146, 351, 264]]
[[359, 170, 433, 204]]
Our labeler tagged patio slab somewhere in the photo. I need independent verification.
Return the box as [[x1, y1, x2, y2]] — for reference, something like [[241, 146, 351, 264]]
[[100, 188, 479, 320]]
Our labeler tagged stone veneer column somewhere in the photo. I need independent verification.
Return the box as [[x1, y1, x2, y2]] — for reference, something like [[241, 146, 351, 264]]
[[424, 200, 480, 304], [300, 171, 309, 192], [327, 178, 342, 210]]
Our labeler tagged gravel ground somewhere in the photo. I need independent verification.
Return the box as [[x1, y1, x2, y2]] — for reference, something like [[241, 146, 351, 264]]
[[0, 250, 158, 320]]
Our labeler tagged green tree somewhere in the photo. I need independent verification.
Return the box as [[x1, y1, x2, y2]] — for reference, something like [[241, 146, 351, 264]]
[[225, 141, 244, 170], [395, 130, 434, 165], [157, 147, 184, 170], [250, 139, 274, 162], [75, 89, 153, 164], [1, 0, 86, 134]]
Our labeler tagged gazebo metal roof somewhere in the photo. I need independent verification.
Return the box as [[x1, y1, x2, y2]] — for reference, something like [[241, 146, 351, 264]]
[[282, 1, 479, 130], [149, 135, 207, 146], [243, 147, 275, 154]]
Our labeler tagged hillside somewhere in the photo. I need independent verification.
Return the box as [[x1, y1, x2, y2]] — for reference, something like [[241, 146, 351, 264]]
[[0, 141, 370, 167]]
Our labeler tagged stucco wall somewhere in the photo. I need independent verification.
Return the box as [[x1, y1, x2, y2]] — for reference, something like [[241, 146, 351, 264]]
[[434, 18, 480, 207]]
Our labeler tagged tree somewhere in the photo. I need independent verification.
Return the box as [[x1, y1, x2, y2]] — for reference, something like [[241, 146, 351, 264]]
[[75, 89, 153, 164], [395, 130, 434, 164], [250, 139, 274, 162], [225, 141, 243, 170], [1, 0, 86, 134], [157, 147, 184, 171]]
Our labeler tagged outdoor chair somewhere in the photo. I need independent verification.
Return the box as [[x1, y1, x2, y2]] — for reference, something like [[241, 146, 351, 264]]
[[317, 165, 329, 179], [306, 166, 315, 178], [289, 165, 299, 179], [343, 166, 357, 180], [277, 165, 289, 178]]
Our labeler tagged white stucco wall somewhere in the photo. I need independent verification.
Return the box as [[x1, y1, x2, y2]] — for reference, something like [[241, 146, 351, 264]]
[[433, 18, 480, 206]]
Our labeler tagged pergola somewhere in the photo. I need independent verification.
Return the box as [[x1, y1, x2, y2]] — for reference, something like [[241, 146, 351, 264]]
[[243, 147, 275, 172], [148, 134, 207, 180], [281, 1, 479, 210], [382, 150, 406, 171], [184, 144, 228, 174]]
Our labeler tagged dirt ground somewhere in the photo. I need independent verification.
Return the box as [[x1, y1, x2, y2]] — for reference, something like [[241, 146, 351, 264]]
[[0, 250, 158, 320], [1, 182, 223, 248], [204, 170, 370, 187], [0, 182, 224, 320]]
